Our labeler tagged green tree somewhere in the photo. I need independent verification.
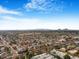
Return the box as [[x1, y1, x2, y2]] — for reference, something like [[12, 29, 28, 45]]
[[64, 54, 71, 59]]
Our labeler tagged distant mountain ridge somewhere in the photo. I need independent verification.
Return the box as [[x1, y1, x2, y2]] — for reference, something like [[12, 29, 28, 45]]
[[0, 29, 79, 32]]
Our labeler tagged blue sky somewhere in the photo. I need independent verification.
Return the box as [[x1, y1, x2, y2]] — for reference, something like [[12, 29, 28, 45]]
[[0, 0, 79, 30]]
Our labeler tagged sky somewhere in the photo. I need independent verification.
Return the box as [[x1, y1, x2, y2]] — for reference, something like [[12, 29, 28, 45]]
[[0, 0, 79, 30]]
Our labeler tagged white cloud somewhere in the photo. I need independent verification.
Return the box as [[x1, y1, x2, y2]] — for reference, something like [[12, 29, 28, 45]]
[[0, 6, 20, 15], [0, 15, 79, 30], [25, 0, 64, 13]]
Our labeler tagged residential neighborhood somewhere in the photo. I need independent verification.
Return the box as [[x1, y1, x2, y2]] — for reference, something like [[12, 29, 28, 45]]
[[0, 30, 79, 59]]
